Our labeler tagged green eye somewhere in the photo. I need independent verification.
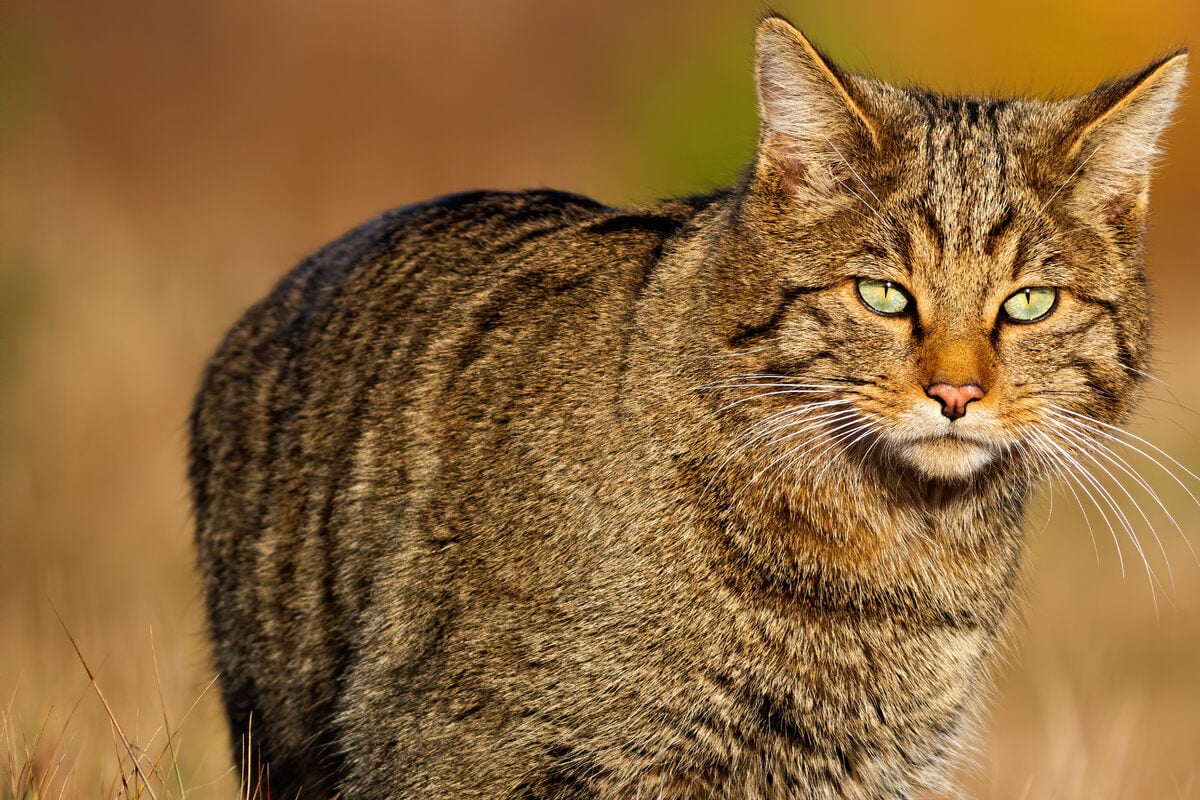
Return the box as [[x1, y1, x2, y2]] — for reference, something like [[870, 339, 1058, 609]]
[[1002, 287, 1057, 322], [856, 279, 911, 316]]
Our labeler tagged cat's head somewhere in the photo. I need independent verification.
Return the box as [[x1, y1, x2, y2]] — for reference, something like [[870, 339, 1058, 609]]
[[700, 15, 1186, 484]]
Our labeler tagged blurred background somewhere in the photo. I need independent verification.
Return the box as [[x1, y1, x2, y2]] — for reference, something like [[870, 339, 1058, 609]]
[[1, 1, 1197, 797]]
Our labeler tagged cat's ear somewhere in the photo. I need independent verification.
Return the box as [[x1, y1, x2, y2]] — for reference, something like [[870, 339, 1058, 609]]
[[1065, 51, 1187, 222], [753, 15, 880, 203]]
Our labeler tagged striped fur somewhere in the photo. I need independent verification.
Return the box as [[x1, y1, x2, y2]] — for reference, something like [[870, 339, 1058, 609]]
[[189, 14, 1186, 799]]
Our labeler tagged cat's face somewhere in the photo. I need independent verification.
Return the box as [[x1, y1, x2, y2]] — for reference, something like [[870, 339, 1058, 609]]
[[700, 18, 1183, 484]]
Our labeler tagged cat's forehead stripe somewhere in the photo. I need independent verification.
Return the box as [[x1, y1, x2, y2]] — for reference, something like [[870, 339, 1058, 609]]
[[901, 93, 1027, 266], [982, 207, 1015, 258]]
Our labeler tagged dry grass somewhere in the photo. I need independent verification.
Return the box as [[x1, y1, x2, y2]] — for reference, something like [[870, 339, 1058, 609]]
[[1, 634, 235, 799], [2, 1, 1198, 797]]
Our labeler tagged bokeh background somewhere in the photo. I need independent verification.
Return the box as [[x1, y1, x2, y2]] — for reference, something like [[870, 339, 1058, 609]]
[[1, 1, 1198, 797]]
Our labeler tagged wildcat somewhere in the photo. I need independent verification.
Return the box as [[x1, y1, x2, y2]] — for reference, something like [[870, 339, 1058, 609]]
[[189, 14, 1187, 799]]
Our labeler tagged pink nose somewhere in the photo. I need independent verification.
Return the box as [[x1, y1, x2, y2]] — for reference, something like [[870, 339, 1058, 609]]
[[926, 383, 985, 420]]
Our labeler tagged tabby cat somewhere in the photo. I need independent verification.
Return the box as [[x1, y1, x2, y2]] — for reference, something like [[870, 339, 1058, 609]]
[[189, 14, 1187, 799]]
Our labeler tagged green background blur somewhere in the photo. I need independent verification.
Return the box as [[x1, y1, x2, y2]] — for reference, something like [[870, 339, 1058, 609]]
[[1, 1, 1197, 797]]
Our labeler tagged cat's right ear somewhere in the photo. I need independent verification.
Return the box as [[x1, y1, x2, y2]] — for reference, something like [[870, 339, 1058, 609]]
[[753, 15, 880, 204], [1061, 50, 1187, 225]]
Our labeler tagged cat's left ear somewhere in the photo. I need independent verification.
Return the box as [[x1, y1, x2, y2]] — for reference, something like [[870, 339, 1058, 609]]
[[1065, 51, 1187, 222]]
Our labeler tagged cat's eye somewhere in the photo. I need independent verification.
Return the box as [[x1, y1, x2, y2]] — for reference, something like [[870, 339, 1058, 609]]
[[1002, 287, 1057, 323], [856, 279, 911, 316]]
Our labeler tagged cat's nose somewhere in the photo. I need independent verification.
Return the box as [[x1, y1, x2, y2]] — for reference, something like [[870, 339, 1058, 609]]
[[925, 383, 985, 420]]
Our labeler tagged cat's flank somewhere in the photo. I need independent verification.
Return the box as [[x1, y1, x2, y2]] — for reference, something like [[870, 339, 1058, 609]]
[[189, 15, 1186, 800]]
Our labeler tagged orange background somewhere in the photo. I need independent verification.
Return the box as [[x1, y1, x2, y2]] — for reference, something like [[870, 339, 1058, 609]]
[[1, 1, 1197, 796]]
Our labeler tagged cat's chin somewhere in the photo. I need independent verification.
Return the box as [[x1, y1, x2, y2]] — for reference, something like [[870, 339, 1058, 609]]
[[898, 437, 997, 481]]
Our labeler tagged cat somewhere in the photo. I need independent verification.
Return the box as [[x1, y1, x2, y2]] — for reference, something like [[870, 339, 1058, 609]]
[[189, 13, 1187, 800]]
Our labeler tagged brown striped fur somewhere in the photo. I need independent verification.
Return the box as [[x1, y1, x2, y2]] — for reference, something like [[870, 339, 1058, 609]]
[[189, 14, 1186, 799]]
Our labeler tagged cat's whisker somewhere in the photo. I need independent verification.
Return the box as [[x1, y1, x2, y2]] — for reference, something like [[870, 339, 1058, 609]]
[[761, 415, 874, 493], [831, 183, 876, 222], [779, 422, 859, 491], [804, 417, 881, 487], [735, 408, 863, 462], [737, 414, 869, 502], [856, 415, 892, 467], [1044, 408, 1200, 567], [1037, 383, 1200, 421], [774, 429, 851, 504], [1126, 393, 1194, 418], [1052, 439, 1162, 597], [1041, 441, 1104, 566], [704, 408, 863, 500], [1025, 433, 1104, 568], [724, 409, 861, 468], [1051, 405, 1200, 489], [828, 197, 876, 224], [1044, 414, 1192, 552], [1016, 440, 1069, 546], [712, 392, 851, 417], [702, 382, 847, 393], [1120, 366, 1200, 417], [1016, 438, 1048, 487], [1035, 429, 1164, 607], [1031, 430, 1131, 579], [1049, 408, 1200, 561], [1002, 436, 1040, 503], [724, 403, 827, 436], [689, 375, 847, 392], [1044, 416, 1177, 594], [1119, 361, 1176, 389]]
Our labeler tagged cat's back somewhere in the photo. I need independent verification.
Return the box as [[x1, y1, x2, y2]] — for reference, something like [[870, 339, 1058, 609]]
[[190, 186, 679, 489], [189, 189, 624, 589], [188, 187, 708, 796], [189, 188, 707, 497], [194, 187, 703, 383]]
